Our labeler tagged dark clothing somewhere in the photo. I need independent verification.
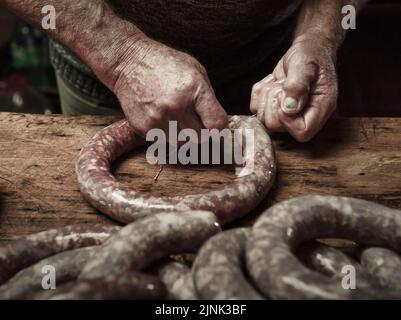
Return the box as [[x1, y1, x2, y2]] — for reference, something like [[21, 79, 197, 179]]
[[52, 0, 302, 114], [109, 0, 301, 86]]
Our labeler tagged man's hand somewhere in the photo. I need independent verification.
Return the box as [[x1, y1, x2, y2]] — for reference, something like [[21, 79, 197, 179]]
[[112, 38, 228, 141], [250, 0, 369, 142], [250, 34, 337, 142], [3, 0, 228, 143]]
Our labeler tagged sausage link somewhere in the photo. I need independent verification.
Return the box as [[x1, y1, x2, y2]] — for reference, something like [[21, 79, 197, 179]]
[[297, 242, 362, 279], [151, 260, 198, 300], [193, 228, 264, 300], [296, 242, 380, 291], [30, 272, 166, 300], [0, 224, 120, 285], [0, 246, 99, 299], [246, 196, 401, 299], [76, 116, 276, 224], [361, 247, 401, 290], [79, 211, 221, 279]]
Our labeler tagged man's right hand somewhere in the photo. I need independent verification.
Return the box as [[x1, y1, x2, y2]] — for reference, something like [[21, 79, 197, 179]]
[[110, 38, 228, 141]]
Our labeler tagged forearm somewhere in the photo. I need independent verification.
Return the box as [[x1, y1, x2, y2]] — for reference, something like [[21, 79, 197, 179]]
[[293, 0, 369, 52], [2, 0, 145, 89]]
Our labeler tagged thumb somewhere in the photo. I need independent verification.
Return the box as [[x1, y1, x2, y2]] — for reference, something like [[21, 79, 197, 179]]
[[280, 56, 318, 115]]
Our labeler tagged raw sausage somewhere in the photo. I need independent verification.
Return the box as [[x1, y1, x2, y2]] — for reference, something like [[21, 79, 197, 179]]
[[30, 271, 166, 300], [361, 247, 401, 290], [79, 211, 221, 279], [0, 224, 119, 285], [0, 246, 98, 299], [76, 116, 276, 224], [297, 242, 363, 279], [151, 259, 198, 300], [296, 242, 380, 291], [193, 228, 264, 300], [246, 195, 401, 299]]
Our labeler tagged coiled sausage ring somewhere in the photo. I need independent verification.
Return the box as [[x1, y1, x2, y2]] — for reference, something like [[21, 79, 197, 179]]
[[246, 195, 401, 299], [76, 116, 276, 224]]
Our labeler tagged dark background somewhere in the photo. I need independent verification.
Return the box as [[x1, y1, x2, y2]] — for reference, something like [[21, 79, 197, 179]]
[[338, 0, 401, 117], [0, 0, 400, 117]]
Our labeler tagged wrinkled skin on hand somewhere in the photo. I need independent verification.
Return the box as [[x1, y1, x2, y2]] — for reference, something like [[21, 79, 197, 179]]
[[250, 34, 338, 142], [112, 38, 228, 143]]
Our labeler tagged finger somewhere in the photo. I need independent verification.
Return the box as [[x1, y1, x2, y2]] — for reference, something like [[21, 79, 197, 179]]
[[177, 109, 205, 143], [264, 87, 285, 132], [261, 74, 276, 84], [194, 85, 228, 130], [128, 105, 177, 144], [250, 82, 262, 115], [302, 91, 337, 140], [144, 115, 173, 143], [277, 110, 307, 141], [271, 98, 286, 133], [278, 89, 337, 142], [281, 58, 318, 115], [178, 110, 204, 133], [250, 75, 275, 114], [256, 82, 274, 124], [273, 58, 286, 80]]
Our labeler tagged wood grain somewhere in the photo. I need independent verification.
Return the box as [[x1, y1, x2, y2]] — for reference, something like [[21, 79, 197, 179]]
[[0, 112, 400, 243]]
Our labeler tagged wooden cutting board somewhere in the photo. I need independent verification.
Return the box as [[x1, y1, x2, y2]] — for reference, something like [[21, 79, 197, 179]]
[[1, 112, 400, 243]]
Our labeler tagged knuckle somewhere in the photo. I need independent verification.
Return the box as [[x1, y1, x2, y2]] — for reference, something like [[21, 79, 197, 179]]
[[210, 114, 229, 130], [179, 69, 199, 92], [252, 82, 263, 95], [265, 119, 282, 132], [250, 104, 257, 113], [185, 68, 198, 84], [147, 107, 164, 123], [202, 110, 228, 130], [157, 96, 184, 112], [196, 63, 208, 76], [294, 129, 313, 143], [283, 80, 308, 96]]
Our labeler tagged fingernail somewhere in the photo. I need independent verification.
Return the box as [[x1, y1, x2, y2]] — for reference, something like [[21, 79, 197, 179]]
[[282, 97, 298, 114]]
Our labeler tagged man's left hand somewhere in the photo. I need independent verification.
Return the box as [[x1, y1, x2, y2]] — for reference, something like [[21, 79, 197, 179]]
[[250, 34, 338, 142]]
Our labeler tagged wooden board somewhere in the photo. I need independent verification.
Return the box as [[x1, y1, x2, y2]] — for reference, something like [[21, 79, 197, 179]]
[[0, 112, 400, 243]]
